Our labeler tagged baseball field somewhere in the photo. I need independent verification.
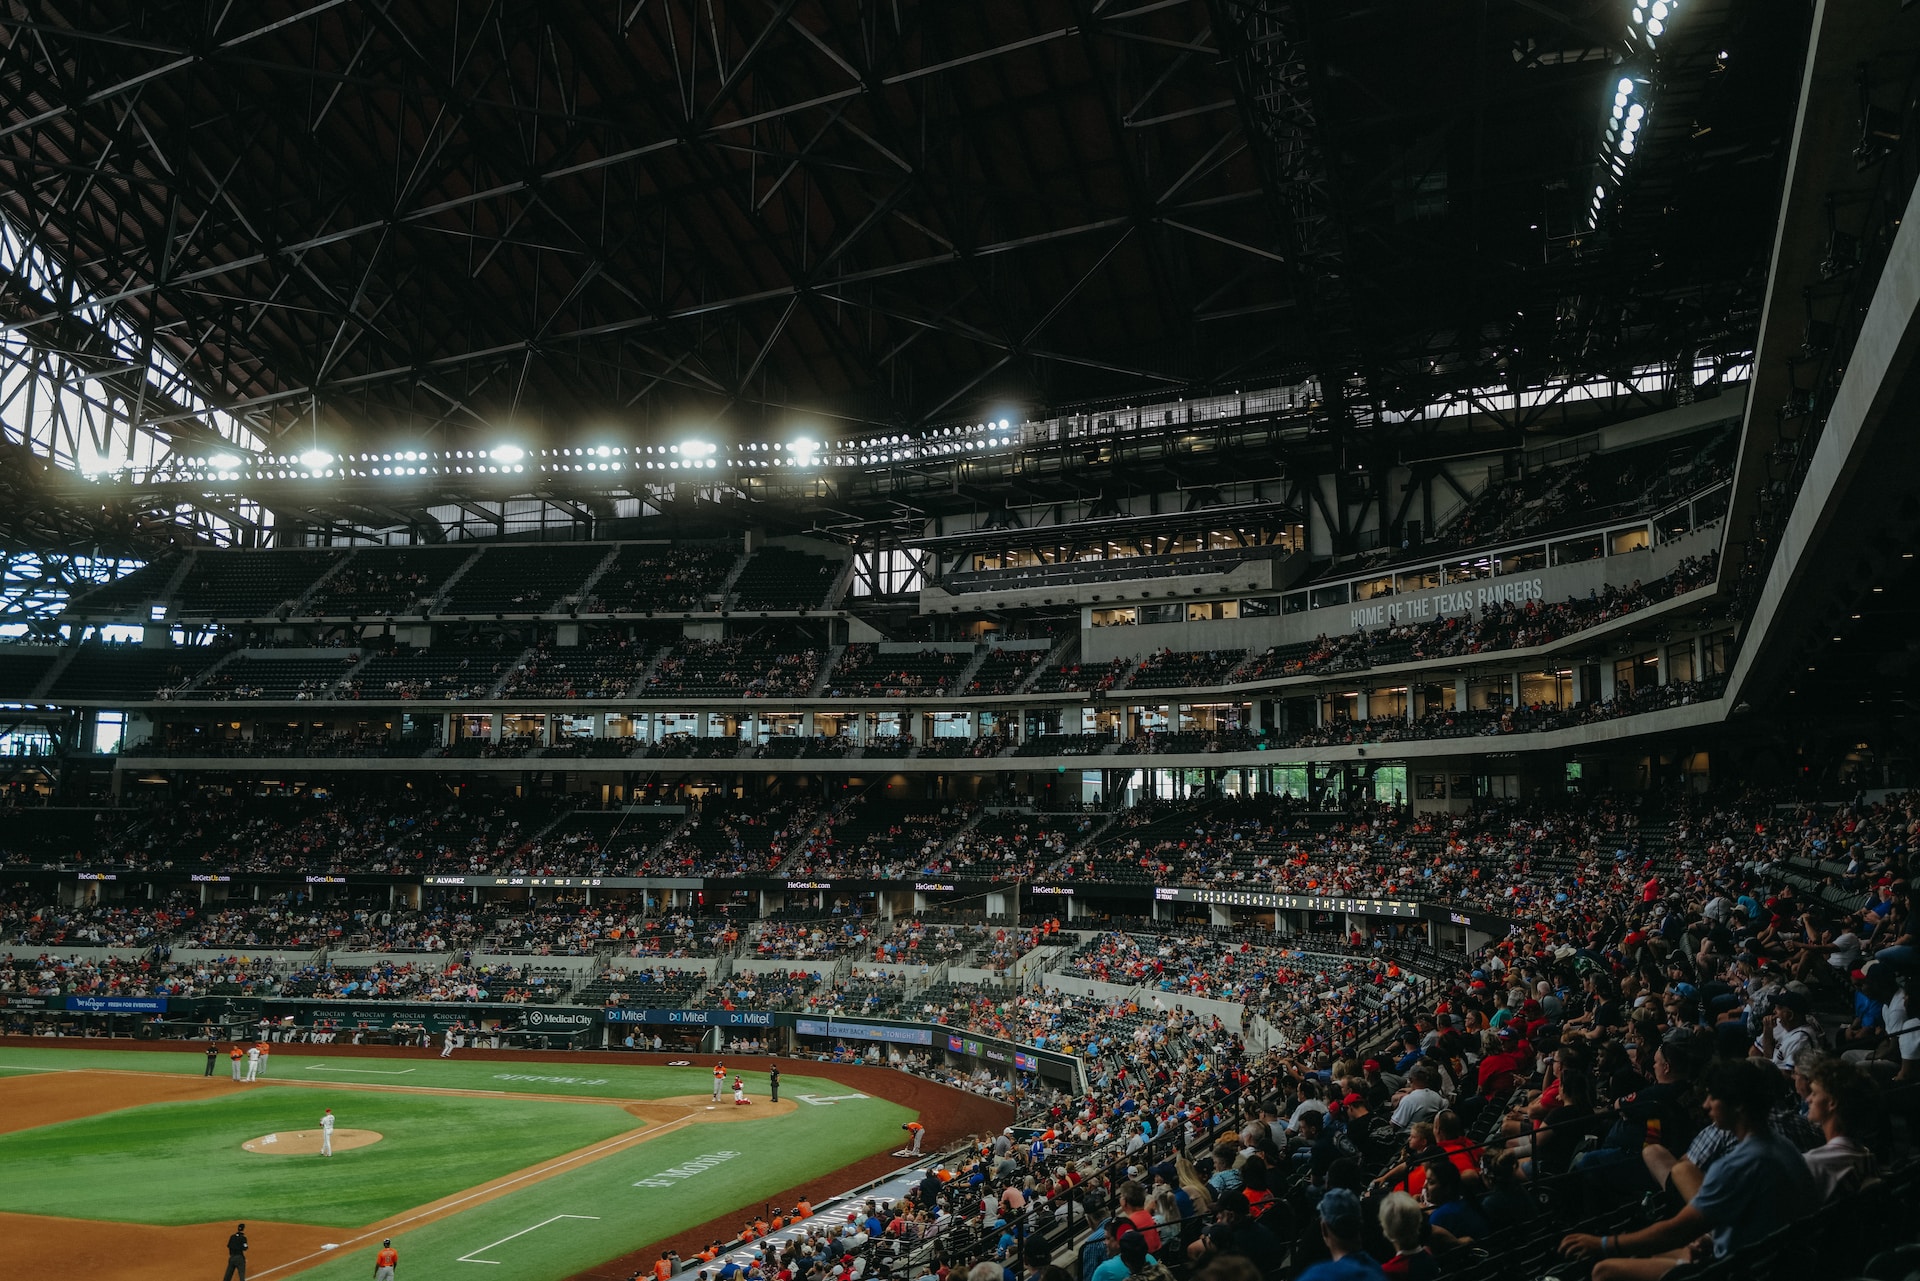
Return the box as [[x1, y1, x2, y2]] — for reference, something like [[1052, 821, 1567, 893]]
[[0, 1039, 1011, 1281]]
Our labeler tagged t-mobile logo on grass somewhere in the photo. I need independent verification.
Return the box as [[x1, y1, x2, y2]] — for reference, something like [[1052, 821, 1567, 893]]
[[633, 1151, 742, 1188]]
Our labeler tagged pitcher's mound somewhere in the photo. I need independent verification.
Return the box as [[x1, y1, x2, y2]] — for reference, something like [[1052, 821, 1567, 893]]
[[242, 1128, 382, 1155]]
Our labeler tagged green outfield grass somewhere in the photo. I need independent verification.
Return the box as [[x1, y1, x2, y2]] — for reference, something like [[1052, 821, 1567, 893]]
[[288, 1095, 915, 1281], [0, 1045, 844, 1102], [0, 1086, 640, 1226]]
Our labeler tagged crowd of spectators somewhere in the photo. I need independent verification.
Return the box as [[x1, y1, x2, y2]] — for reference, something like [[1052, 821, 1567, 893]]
[[932, 812, 1100, 879], [0, 952, 282, 998], [1, 889, 198, 948], [806, 789, 1916, 1281], [645, 639, 824, 699], [276, 958, 548, 1002]]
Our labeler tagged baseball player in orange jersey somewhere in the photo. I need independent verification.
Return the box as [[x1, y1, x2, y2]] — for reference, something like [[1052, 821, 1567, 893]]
[[712, 1061, 725, 1102], [373, 1238, 398, 1281]]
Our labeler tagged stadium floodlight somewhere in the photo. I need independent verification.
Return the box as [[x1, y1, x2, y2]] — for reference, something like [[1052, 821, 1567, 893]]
[[489, 444, 525, 463], [1618, 77, 1634, 94], [299, 449, 333, 470], [789, 437, 819, 465], [79, 449, 130, 475], [680, 439, 717, 458], [209, 453, 242, 469], [1647, 17, 1662, 34]]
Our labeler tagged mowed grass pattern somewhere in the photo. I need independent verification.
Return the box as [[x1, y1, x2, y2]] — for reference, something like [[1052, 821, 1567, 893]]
[[288, 1097, 915, 1281], [0, 1086, 639, 1226]]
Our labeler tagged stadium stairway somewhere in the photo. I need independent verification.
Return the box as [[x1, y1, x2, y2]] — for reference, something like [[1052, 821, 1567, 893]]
[[824, 555, 856, 609], [569, 545, 624, 612], [286, 553, 356, 616], [807, 644, 846, 697], [484, 645, 538, 697], [946, 642, 992, 693], [1017, 633, 1081, 694], [418, 546, 487, 614], [713, 545, 752, 600], [178, 647, 246, 694], [927, 808, 986, 864], [631, 644, 675, 693]]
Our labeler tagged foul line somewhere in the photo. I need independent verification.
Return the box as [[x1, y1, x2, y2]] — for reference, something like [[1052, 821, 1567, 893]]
[[248, 1114, 698, 1280], [457, 1214, 601, 1264], [303, 1066, 417, 1076]]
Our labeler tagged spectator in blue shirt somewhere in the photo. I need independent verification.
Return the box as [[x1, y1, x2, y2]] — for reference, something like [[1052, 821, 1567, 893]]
[[1205, 1141, 1243, 1198], [1560, 1058, 1817, 1279]]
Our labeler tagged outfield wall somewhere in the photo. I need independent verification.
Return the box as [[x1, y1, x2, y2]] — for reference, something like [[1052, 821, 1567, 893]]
[[0, 992, 1086, 1091]]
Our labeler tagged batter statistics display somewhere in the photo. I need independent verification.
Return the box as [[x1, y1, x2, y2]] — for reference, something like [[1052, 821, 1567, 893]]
[[1153, 885, 1510, 933], [1155, 886, 1421, 916]]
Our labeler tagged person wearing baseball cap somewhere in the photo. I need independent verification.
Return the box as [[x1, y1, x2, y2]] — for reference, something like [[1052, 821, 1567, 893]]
[[374, 1238, 398, 1281], [1185, 1190, 1285, 1276], [1293, 1188, 1385, 1281]]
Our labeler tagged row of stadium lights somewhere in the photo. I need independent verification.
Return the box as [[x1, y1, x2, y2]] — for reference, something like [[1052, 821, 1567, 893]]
[[1592, 75, 1647, 227], [155, 418, 1021, 481], [1592, 0, 1683, 229]]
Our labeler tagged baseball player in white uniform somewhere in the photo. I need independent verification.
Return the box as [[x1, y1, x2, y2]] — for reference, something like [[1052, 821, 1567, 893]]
[[245, 1045, 260, 1082], [441, 1027, 456, 1058], [320, 1108, 335, 1156]]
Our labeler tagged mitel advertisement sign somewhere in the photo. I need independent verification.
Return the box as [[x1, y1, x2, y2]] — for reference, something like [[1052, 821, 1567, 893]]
[[603, 1009, 775, 1027]]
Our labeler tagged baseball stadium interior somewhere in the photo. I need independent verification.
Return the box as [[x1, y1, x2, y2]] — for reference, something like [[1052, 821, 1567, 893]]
[[4, 2, 1920, 1280]]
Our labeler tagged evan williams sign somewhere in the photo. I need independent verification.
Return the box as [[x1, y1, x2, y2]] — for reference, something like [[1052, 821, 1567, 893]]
[[1349, 576, 1546, 631]]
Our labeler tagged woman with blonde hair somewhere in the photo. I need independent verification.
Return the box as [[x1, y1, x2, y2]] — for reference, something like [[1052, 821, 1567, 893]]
[[1173, 1152, 1214, 1216], [1150, 1187, 1184, 1251]]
